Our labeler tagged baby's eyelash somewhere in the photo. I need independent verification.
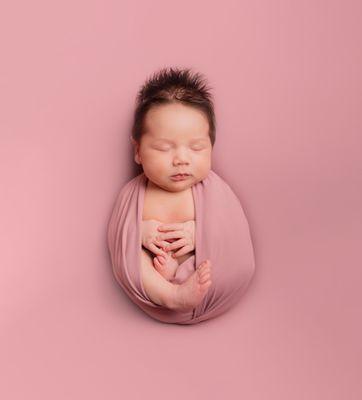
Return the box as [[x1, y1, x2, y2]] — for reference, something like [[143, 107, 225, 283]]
[[153, 146, 204, 151]]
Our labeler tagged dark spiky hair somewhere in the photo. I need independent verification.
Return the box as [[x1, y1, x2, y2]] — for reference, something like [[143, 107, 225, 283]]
[[131, 67, 216, 146]]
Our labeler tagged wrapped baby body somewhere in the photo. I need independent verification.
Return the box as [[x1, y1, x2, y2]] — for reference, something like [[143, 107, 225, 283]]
[[107, 169, 255, 325]]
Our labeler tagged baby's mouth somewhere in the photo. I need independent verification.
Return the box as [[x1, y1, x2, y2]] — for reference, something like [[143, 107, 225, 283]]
[[170, 174, 191, 181], [171, 173, 190, 177]]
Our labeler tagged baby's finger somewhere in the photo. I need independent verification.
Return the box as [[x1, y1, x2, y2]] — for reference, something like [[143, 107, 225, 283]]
[[157, 223, 184, 232], [172, 244, 192, 258], [164, 238, 187, 251], [149, 243, 167, 257], [154, 239, 170, 249], [157, 230, 184, 240]]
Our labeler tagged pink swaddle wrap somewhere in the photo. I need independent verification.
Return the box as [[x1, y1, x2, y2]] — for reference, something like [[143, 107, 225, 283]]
[[107, 169, 255, 324]]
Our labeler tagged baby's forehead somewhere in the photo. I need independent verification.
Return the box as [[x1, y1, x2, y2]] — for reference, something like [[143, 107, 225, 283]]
[[144, 105, 210, 139], [145, 126, 209, 141]]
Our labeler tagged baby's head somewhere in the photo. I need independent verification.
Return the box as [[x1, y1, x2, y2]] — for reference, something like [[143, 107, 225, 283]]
[[130, 67, 216, 192]]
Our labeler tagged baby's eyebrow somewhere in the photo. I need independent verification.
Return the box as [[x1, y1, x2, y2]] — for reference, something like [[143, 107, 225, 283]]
[[153, 138, 208, 143], [190, 138, 208, 143], [153, 138, 173, 143]]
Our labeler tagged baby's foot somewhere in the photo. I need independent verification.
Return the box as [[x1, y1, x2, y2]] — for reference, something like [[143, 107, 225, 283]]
[[168, 260, 212, 311], [153, 251, 179, 281]]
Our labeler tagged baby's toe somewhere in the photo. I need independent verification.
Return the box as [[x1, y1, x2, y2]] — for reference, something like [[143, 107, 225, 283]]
[[199, 272, 211, 284]]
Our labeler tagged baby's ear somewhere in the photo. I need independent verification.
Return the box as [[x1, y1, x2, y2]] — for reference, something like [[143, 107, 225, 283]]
[[134, 153, 141, 165], [130, 136, 142, 164]]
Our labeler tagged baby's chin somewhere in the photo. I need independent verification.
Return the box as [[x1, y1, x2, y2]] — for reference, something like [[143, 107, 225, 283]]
[[148, 176, 196, 193], [146, 169, 210, 192], [166, 179, 195, 192]]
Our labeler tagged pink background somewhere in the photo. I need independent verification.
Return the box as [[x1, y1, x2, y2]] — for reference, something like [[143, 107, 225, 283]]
[[1, 1, 361, 399]]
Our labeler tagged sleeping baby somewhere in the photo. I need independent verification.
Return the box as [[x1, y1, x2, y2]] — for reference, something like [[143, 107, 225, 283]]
[[130, 67, 214, 312], [107, 66, 255, 323]]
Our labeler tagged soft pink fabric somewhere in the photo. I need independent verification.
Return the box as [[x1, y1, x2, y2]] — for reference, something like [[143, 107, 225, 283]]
[[107, 169, 256, 324]]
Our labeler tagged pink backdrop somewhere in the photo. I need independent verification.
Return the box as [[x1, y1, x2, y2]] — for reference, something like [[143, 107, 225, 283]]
[[1, 1, 361, 399]]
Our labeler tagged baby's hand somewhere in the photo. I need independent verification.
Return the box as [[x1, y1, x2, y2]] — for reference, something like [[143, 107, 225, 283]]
[[141, 219, 169, 257], [157, 220, 195, 258]]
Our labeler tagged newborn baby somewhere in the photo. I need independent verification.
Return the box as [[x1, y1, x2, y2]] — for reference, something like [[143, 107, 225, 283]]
[[108, 68, 255, 324], [131, 99, 213, 313]]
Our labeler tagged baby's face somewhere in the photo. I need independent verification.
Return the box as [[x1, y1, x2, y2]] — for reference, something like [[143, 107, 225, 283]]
[[132, 102, 212, 192]]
